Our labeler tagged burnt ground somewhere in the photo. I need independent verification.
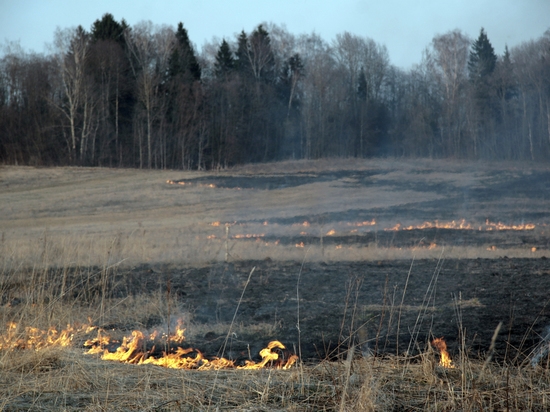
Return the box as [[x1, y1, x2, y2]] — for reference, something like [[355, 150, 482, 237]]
[[170, 166, 550, 224], [116, 257, 550, 365], [107, 165, 550, 365]]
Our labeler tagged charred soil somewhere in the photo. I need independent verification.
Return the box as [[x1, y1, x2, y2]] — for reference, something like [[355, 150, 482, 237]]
[[118, 256, 550, 364]]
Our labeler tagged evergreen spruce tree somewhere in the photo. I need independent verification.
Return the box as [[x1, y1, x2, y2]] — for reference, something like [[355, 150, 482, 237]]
[[88, 13, 133, 167], [468, 28, 498, 157], [91, 13, 128, 46], [496, 45, 516, 101], [249, 24, 275, 82], [279, 53, 304, 113], [468, 28, 497, 84], [214, 39, 235, 79], [168, 22, 201, 82], [492, 45, 518, 158], [235, 30, 251, 76], [164, 23, 203, 169]]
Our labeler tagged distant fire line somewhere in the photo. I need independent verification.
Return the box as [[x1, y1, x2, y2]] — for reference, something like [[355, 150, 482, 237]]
[[211, 219, 535, 232], [170, 180, 536, 232], [206, 219, 536, 243]]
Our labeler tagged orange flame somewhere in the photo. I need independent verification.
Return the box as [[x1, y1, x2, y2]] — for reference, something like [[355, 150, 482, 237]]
[[85, 329, 296, 370], [386, 223, 401, 231], [233, 234, 265, 239], [350, 219, 377, 227], [431, 337, 454, 368], [170, 319, 186, 344], [0, 322, 86, 351], [166, 180, 188, 186], [484, 219, 535, 231], [237, 340, 298, 369], [383, 219, 535, 232], [166, 180, 217, 188], [1, 322, 297, 371]]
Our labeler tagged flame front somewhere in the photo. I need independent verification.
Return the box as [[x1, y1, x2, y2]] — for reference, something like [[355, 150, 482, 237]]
[[384, 219, 535, 232], [85, 328, 297, 370], [351, 219, 377, 227], [166, 180, 216, 188], [0, 321, 84, 351], [238, 340, 297, 370], [233, 233, 265, 239], [0, 322, 297, 371], [432, 337, 454, 368]]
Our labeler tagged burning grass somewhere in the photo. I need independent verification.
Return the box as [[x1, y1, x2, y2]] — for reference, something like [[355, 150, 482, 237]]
[[2, 253, 550, 410], [2, 337, 550, 410], [1, 321, 298, 371], [2, 160, 550, 409]]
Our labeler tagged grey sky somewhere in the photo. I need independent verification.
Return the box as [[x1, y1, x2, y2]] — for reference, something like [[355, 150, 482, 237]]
[[1, 0, 549, 68]]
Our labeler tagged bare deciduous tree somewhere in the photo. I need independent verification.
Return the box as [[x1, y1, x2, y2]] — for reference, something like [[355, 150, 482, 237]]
[[125, 21, 174, 168], [51, 27, 98, 164], [427, 29, 471, 156]]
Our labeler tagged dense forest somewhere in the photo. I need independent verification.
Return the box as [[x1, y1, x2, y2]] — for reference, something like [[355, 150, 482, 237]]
[[1, 14, 549, 169]]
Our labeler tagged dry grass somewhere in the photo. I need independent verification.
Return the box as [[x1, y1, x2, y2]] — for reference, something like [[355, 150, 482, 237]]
[[2, 159, 550, 410], [1, 160, 547, 268], [2, 341, 550, 410]]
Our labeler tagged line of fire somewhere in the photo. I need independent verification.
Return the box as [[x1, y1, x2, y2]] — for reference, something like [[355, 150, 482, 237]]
[[1, 321, 458, 371], [0, 321, 298, 371], [205, 218, 538, 252]]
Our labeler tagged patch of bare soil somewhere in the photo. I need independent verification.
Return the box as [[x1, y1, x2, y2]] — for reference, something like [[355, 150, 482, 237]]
[[173, 165, 550, 225], [114, 256, 550, 364]]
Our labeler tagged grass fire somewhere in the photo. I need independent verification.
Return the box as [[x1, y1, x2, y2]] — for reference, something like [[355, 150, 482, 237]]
[[2, 159, 550, 410], [1, 320, 298, 371], [431, 337, 454, 368], [83, 324, 298, 370]]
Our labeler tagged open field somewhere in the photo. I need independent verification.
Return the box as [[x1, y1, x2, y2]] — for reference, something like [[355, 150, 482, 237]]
[[1, 158, 549, 266], [2, 158, 550, 410]]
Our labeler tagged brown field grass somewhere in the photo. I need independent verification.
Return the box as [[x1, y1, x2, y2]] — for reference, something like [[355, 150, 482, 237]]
[[1, 159, 546, 268], [1, 159, 550, 410], [3, 345, 550, 411]]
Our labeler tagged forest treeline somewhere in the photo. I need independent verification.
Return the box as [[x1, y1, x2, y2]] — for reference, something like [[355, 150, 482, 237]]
[[1, 14, 550, 169]]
